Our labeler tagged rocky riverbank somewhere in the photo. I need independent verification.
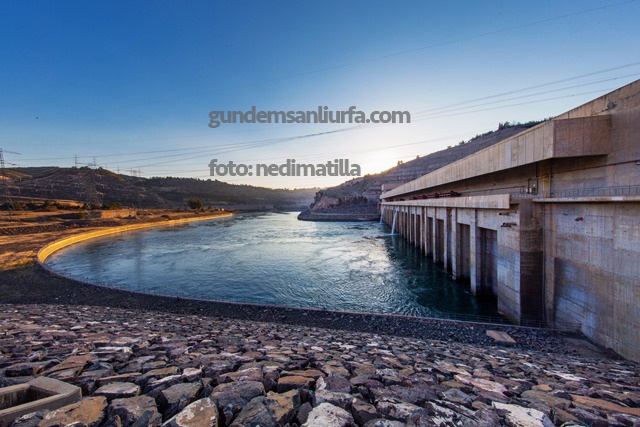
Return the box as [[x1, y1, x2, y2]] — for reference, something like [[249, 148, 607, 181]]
[[1, 304, 639, 427]]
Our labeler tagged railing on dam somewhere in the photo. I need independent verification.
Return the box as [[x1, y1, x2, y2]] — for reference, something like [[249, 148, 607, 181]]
[[551, 185, 640, 198]]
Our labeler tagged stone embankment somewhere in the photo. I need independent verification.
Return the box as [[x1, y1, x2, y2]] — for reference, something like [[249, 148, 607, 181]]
[[1, 304, 639, 426], [297, 205, 379, 222]]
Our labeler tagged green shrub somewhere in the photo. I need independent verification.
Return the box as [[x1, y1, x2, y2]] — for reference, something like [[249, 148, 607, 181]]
[[187, 198, 204, 211]]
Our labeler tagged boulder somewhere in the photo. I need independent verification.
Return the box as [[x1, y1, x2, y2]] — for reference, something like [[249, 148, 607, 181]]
[[312, 390, 354, 410], [158, 382, 203, 420], [107, 395, 162, 426], [94, 382, 141, 400], [316, 375, 351, 393], [351, 398, 378, 425], [376, 401, 426, 423], [363, 420, 405, 427], [296, 402, 313, 424], [38, 396, 107, 427], [209, 381, 265, 422], [276, 375, 314, 393], [441, 388, 474, 406], [493, 402, 554, 427], [230, 390, 300, 426], [163, 398, 219, 427], [302, 403, 355, 427]]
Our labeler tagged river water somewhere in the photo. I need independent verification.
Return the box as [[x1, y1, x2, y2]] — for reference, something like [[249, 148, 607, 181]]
[[45, 212, 500, 319]]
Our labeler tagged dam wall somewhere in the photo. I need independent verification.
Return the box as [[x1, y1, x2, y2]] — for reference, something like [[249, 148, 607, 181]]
[[381, 80, 640, 361]]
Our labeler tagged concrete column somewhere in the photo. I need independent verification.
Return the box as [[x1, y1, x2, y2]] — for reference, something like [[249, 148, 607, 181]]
[[433, 208, 443, 264], [413, 207, 420, 248], [470, 212, 481, 294], [413, 208, 420, 247], [417, 210, 422, 252], [427, 208, 434, 257], [404, 208, 408, 238], [422, 208, 427, 254], [517, 200, 544, 324], [450, 209, 458, 277], [444, 208, 453, 273], [410, 208, 414, 245]]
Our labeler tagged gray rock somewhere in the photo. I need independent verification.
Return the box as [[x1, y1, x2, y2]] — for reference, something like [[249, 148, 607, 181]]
[[371, 385, 437, 406], [321, 361, 350, 377], [351, 398, 378, 425], [162, 398, 219, 427], [158, 382, 203, 420], [442, 387, 474, 406], [276, 375, 314, 393], [317, 375, 351, 393], [230, 390, 300, 427], [9, 411, 47, 427], [474, 408, 501, 427], [38, 397, 107, 427], [94, 382, 141, 400], [4, 361, 55, 377], [76, 369, 115, 395], [493, 402, 554, 427], [218, 367, 263, 384], [209, 381, 265, 422], [312, 389, 354, 410], [363, 419, 405, 427], [302, 402, 355, 427], [202, 360, 237, 378], [376, 401, 427, 422], [107, 395, 162, 427], [297, 402, 313, 424]]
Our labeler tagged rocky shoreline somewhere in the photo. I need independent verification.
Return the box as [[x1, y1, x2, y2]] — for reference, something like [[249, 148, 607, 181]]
[[0, 267, 597, 354], [1, 303, 639, 426]]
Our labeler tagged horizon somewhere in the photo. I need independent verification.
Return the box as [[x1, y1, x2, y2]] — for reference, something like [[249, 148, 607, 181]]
[[1, 1, 640, 188]]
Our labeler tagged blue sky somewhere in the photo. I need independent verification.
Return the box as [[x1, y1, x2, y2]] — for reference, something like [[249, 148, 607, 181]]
[[1, 0, 639, 188]]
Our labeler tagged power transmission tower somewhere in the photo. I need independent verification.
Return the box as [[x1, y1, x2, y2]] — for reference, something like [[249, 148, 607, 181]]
[[0, 148, 21, 212]]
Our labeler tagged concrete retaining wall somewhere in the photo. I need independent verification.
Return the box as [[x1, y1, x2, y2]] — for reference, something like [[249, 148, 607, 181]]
[[543, 202, 639, 361], [37, 213, 233, 263]]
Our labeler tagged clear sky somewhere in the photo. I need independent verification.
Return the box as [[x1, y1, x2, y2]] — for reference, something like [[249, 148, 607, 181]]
[[1, 0, 639, 188]]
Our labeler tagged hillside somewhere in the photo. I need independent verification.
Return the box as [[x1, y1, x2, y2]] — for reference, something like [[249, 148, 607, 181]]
[[299, 121, 546, 221], [0, 167, 317, 211]]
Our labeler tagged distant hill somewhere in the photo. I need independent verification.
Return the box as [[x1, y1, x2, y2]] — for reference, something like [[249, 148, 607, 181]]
[[299, 121, 546, 220], [1, 167, 318, 211]]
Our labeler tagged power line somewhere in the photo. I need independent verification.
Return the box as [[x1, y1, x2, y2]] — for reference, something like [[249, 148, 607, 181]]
[[413, 64, 640, 115], [14, 69, 639, 173], [267, 1, 639, 82], [412, 88, 616, 122]]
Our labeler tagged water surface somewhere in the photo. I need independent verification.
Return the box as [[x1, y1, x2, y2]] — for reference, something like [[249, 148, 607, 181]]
[[46, 212, 499, 318]]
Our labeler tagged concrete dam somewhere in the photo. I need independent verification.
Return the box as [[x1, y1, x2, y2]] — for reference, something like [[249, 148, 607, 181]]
[[380, 80, 640, 361]]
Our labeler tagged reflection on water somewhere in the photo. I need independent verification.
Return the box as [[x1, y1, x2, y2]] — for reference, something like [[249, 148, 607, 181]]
[[46, 212, 499, 318]]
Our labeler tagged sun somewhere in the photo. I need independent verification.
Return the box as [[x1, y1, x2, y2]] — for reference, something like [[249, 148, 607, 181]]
[[358, 151, 402, 175]]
